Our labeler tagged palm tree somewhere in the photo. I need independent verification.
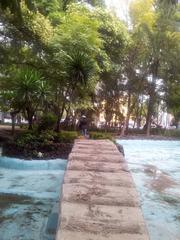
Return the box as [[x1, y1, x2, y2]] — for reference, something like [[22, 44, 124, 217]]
[[15, 68, 50, 129], [54, 51, 97, 132]]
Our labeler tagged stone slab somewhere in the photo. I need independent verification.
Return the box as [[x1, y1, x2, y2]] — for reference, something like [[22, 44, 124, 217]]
[[71, 148, 120, 155], [57, 231, 149, 240], [67, 160, 128, 173], [72, 140, 119, 152], [75, 139, 113, 145], [72, 144, 119, 151], [64, 170, 134, 187], [69, 152, 124, 163], [59, 202, 148, 235], [62, 183, 140, 207]]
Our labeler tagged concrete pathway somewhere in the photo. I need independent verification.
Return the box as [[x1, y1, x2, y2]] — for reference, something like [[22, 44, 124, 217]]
[[56, 140, 150, 240]]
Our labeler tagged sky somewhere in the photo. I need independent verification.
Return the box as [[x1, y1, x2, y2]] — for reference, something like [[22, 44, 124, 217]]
[[105, 0, 133, 21]]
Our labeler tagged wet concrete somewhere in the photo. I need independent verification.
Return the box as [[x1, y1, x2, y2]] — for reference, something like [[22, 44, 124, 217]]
[[0, 157, 67, 240], [117, 140, 180, 240]]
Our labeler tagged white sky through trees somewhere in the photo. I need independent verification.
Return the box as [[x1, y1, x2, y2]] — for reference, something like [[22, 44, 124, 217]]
[[105, 0, 132, 21]]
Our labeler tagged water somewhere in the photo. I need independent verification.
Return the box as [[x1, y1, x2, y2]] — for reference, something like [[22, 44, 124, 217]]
[[116, 140, 180, 240], [0, 152, 67, 240]]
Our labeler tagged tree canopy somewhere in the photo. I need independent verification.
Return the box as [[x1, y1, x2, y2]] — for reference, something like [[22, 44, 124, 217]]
[[0, 0, 179, 134]]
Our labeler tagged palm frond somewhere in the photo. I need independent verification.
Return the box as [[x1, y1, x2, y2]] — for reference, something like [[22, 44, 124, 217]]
[[64, 51, 96, 86]]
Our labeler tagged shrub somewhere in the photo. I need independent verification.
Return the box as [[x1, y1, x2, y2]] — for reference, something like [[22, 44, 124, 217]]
[[163, 129, 180, 138], [150, 128, 166, 135], [55, 131, 78, 143], [38, 113, 57, 131], [15, 129, 78, 148], [89, 131, 113, 140], [38, 130, 56, 144], [16, 132, 39, 147]]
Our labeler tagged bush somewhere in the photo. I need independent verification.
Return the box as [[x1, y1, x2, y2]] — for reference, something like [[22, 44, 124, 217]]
[[127, 128, 145, 135], [150, 128, 166, 135], [16, 130, 55, 147], [15, 129, 78, 148], [16, 132, 39, 147], [38, 130, 56, 144], [127, 128, 180, 138], [163, 129, 180, 138], [55, 131, 79, 143], [89, 131, 113, 140], [38, 113, 57, 131]]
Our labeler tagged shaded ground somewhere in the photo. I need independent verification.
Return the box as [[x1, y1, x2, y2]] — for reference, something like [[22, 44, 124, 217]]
[[0, 125, 21, 142]]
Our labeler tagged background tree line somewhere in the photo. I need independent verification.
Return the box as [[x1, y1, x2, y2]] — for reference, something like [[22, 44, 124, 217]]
[[0, 0, 179, 136]]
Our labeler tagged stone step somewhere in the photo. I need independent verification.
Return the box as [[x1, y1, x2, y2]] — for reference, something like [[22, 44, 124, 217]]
[[75, 139, 113, 145], [71, 148, 120, 155], [72, 145, 118, 151], [62, 183, 140, 207], [67, 160, 128, 173], [69, 152, 124, 163], [64, 170, 134, 187], [57, 231, 149, 240], [57, 202, 149, 239]]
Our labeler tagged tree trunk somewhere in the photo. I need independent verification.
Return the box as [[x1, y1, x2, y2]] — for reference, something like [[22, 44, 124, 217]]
[[137, 100, 143, 129], [125, 93, 131, 135], [26, 110, 34, 130], [120, 120, 126, 137], [17, 115, 21, 126], [56, 114, 61, 132], [133, 119, 136, 129], [55, 102, 66, 132], [145, 60, 159, 136], [1, 112, 5, 124], [10, 110, 19, 136], [146, 78, 156, 136], [28, 117, 33, 130], [11, 113, 16, 136]]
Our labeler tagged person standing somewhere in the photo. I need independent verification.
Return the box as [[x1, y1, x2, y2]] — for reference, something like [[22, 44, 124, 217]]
[[79, 115, 88, 137]]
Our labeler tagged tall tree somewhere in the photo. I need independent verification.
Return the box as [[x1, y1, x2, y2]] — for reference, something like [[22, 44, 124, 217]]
[[130, 0, 180, 135]]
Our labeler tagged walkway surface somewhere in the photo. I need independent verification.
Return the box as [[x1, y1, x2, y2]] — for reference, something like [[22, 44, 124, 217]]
[[56, 139, 150, 240]]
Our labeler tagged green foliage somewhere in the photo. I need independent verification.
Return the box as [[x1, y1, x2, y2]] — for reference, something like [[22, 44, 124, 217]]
[[89, 131, 113, 140], [16, 131, 39, 147], [129, 0, 155, 28], [15, 129, 78, 149], [164, 129, 180, 138], [38, 130, 56, 144], [95, 9, 130, 65], [21, 3, 53, 44], [0, 0, 179, 137], [38, 113, 57, 131], [152, 128, 180, 137], [127, 128, 180, 138], [55, 131, 79, 143], [52, 4, 102, 54], [15, 68, 44, 101], [33, 0, 60, 15], [65, 51, 96, 83], [93, 9, 130, 126], [166, 82, 180, 125]]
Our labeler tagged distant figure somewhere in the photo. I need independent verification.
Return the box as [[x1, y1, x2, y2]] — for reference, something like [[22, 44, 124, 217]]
[[79, 115, 88, 137]]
